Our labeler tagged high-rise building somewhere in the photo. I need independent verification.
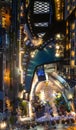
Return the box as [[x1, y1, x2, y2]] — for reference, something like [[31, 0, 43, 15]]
[[0, 1, 12, 114], [63, 1, 76, 82]]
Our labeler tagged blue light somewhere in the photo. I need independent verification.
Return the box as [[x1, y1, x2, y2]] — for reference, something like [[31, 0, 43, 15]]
[[37, 69, 45, 76]]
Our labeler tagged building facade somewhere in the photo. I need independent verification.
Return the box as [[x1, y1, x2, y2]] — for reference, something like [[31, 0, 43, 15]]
[[0, 0, 13, 114], [64, 0, 76, 82]]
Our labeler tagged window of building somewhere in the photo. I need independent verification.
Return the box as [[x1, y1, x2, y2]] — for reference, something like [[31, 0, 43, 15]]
[[66, 44, 69, 50], [26, 0, 29, 8], [69, 43, 71, 49], [67, 5, 70, 11], [54, 0, 64, 21], [66, 29, 68, 34], [70, 9, 72, 14], [66, 37, 69, 41], [71, 23, 75, 30], [71, 32, 75, 39], [70, 60, 75, 67], [66, 21, 68, 26], [71, 50, 75, 57], [71, 40, 74, 48]]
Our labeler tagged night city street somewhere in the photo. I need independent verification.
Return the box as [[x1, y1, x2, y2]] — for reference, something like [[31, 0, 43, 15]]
[[0, 0, 76, 130]]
